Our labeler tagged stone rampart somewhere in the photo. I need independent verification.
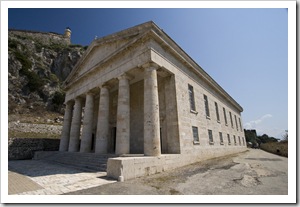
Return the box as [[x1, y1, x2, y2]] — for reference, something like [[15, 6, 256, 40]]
[[9, 29, 70, 46]]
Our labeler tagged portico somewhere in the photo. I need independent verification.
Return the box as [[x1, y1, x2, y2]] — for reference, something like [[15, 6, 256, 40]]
[[59, 63, 178, 156]]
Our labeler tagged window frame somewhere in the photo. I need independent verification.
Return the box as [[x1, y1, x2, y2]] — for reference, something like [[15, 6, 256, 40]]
[[215, 102, 220, 122], [235, 115, 239, 131], [188, 84, 196, 113], [192, 126, 200, 144], [229, 111, 234, 128], [239, 117, 242, 132], [223, 107, 228, 126], [208, 129, 214, 144], [204, 94, 210, 118], [227, 134, 231, 145], [219, 132, 224, 145]]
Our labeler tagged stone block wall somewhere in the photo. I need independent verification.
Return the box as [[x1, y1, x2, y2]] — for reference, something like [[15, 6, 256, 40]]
[[8, 138, 60, 160], [174, 69, 246, 154], [149, 40, 246, 154]]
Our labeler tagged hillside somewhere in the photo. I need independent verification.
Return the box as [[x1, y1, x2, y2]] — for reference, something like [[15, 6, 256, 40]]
[[8, 30, 87, 138], [8, 29, 87, 132]]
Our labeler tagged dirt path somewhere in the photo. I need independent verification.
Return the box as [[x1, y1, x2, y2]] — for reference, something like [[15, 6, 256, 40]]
[[64, 149, 288, 195]]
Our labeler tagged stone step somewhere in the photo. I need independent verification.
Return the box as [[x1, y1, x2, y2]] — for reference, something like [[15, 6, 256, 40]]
[[33, 151, 117, 172]]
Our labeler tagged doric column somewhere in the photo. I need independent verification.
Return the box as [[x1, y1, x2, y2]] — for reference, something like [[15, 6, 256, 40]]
[[68, 97, 83, 152], [59, 101, 74, 151], [80, 92, 95, 153], [95, 85, 110, 154], [144, 63, 161, 156], [115, 73, 132, 155]]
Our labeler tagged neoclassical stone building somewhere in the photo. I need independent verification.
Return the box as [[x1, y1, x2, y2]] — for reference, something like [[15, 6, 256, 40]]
[[59, 21, 246, 180]]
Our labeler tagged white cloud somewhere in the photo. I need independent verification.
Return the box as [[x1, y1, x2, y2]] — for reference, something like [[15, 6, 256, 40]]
[[244, 114, 287, 138], [256, 128, 287, 139], [244, 114, 273, 129]]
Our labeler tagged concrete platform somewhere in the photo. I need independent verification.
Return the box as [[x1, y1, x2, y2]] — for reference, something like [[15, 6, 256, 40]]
[[107, 147, 247, 181]]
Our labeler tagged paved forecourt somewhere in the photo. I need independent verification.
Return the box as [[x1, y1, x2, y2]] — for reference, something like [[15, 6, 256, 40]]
[[8, 160, 116, 195]]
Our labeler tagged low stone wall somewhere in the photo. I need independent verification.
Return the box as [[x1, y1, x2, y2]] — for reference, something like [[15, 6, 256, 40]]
[[8, 138, 60, 160], [107, 147, 247, 181]]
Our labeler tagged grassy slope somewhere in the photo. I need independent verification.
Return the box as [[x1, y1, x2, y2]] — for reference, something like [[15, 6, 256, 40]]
[[260, 141, 288, 157]]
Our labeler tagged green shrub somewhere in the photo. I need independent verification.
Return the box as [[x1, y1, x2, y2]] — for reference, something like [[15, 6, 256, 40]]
[[8, 39, 20, 50], [69, 44, 83, 48], [11, 44, 45, 93], [19, 68, 45, 92], [49, 73, 59, 83], [14, 51, 32, 70], [51, 91, 65, 112], [35, 42, 43, 52], [52, 91, 65, 106]]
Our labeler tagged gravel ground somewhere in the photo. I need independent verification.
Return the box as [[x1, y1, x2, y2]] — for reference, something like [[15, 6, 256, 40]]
[[64, 149, 288, 196], [8, 122, 62, 134]]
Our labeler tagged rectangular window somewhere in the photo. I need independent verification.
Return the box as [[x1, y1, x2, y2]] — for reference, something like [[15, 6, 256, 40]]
[[219, 132, 224, 144], [188, 84, 196, 112], [233, 135, 237, 145], [204, 94, 210, 117], [239, 118, 242, 132], [208, 129, 213, 144], [238, 136, 241, 145], [242, 137, 245, 146], [215, 102, 220, 122], [192, 126, 199, 143], [223, 107, 228, 125], [227, 134, 231, 145], [235, 115, 239, 131], [229, 112, 233, 128]]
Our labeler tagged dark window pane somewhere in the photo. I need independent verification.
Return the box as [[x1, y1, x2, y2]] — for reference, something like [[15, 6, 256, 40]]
[[188, 84, 196, 111], [204, 95, 210, 117]]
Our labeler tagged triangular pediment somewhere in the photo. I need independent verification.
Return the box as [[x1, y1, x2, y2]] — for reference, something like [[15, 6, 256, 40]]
[[64, 21, 155, 85]]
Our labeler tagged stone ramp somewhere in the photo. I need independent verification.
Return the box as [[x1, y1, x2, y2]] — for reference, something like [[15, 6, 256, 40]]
[[8, 170, 43, 194], [33, 151, 117, 172]]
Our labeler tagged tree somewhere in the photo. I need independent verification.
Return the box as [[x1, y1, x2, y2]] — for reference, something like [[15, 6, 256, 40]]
[[244, 129, 257, 143], [282, 130, 288, 141]]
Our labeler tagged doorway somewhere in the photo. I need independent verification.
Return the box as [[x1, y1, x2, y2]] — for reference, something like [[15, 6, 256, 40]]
[[111, 127, 116, 153]]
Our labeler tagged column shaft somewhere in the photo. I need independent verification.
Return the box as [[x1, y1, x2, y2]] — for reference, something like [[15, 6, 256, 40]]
[[68, 97, 83, 152], [95, 86, 110, 154], [144, 65, 161, 156], [59, 101, 73, 151], [115, 74, 131, 155], [80, 92, 95, 152]]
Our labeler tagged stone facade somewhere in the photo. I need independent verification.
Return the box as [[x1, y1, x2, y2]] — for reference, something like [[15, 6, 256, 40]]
[[59, 21, 246, 180]]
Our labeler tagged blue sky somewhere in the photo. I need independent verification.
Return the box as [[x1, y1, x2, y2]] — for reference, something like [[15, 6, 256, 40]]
[[8, 7, 288, 138]]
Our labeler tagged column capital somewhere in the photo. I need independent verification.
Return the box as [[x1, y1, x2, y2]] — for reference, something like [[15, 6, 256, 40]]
[[99, 83, 111, 90], [142, 62, 160, 70], [74, 96, 83, 102], [65, 100, 74, 106], [84, 91, 95, 96], [117, 73, 134, 81]]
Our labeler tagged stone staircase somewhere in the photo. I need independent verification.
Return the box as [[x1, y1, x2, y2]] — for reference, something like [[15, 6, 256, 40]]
[[33, 151, 117, 172]]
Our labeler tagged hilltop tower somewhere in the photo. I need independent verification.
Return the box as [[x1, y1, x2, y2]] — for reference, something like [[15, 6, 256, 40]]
[[64, 27, 71, 39]]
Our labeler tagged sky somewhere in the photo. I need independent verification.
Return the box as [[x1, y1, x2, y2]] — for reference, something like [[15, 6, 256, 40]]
[[7, 6, 289, 139]]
